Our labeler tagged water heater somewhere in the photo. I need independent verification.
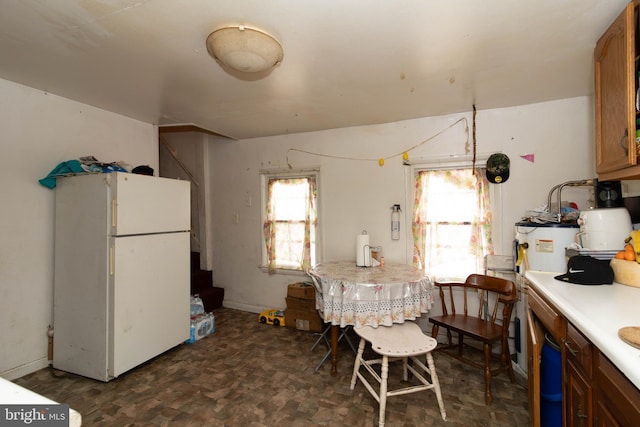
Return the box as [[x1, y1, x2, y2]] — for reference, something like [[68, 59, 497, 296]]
[[514, 222, 579, 274]]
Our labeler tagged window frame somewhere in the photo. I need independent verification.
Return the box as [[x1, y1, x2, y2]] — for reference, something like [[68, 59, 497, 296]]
[[409, 156, 503, 279], [260, 168, 321, 275]]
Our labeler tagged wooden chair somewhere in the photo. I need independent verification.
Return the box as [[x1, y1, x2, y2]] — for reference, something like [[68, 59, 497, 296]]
[[428, 274, 517, 404], [350, 322, 447, 427]]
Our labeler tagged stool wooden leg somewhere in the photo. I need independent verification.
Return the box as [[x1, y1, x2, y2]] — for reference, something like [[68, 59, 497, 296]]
[[426, 353, 447, 421], [378, 355, 389, 427], [350, 338, 366, 390], [402, 357, 408, 382]]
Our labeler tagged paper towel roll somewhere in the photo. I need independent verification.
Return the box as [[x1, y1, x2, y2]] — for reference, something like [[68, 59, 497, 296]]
[[356, 233, 371, 267]]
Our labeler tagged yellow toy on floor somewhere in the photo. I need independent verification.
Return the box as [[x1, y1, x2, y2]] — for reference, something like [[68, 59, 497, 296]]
[[258, 309, 286, 327]]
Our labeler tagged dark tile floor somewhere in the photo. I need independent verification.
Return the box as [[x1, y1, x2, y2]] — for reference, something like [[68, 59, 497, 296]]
[[14, 308, 530, 426]]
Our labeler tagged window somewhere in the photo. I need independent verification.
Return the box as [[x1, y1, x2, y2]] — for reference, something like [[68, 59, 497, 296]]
[[262, 171, 318, 274], [412, 166, 493, 281]]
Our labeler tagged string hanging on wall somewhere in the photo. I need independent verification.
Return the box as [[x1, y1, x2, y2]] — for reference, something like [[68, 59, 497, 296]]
[[285, 116, 469, 168], [472, 104, 477, 175]]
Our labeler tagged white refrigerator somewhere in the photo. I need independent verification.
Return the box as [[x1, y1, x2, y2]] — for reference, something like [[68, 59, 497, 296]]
[[53, 172, 191, 381]]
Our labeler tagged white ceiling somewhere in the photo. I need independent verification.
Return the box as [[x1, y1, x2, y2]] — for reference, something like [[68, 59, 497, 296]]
[[0, 0, 629, 140]]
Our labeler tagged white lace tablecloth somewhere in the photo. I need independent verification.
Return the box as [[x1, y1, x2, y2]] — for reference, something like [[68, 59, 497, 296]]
[[308, 261, 434, 328]]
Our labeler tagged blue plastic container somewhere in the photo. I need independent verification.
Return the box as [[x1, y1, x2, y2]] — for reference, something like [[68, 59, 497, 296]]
[[540, 333, 562, 427]]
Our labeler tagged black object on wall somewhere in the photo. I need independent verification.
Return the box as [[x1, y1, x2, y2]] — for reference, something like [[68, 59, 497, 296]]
[[594, 179, 623, 208]]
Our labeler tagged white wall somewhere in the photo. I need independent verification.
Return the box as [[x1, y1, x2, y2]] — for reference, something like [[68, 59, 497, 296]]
[[211, 96, 596, 313], [0, 77, 597, 379], [0, 79, 158, 379]]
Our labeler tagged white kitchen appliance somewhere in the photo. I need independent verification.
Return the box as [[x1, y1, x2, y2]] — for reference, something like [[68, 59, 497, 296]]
[[53, 172, 190, 381], [514, 222, 579, 274], [575, 208, 632, 250]]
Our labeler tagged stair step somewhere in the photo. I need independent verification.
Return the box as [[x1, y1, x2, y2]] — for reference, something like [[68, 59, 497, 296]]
[[194, 287, 224, 311], [191, 269, 213, 294], [190, 251, 221, 310]]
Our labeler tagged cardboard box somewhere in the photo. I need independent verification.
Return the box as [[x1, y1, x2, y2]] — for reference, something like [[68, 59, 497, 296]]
[[286, 296, 316, 312], [285, 309, 323, 332], [287, 282, 315, 300]]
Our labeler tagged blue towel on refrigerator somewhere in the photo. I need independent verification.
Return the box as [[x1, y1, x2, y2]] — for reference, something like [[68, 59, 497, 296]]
[[38, 160, 86, 189]]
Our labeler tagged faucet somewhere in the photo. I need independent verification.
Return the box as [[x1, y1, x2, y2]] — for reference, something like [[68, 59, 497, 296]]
[[546, 179, 594, 222]]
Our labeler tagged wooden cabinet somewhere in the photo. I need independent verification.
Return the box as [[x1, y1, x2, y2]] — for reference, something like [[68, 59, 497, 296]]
[[594, 351, 640, 426], [595, 1, 640, 180], [566, 359, 592, 426], [527, 283, 640, 427], [564, 322, 594, 427], [527, 308, 543, 427], [527, 285, 564, 337], [527, 285, 564, 427]]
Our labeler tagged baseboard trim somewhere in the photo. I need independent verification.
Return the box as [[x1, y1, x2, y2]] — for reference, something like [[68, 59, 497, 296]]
[[512, 361, 529, 388], [222, 301, 264, 314], [1, 358, 49, 381]]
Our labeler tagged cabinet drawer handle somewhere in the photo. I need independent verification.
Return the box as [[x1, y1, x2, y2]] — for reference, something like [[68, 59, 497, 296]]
[[577, 403, 588, 426], [564, 339, 578, 358]]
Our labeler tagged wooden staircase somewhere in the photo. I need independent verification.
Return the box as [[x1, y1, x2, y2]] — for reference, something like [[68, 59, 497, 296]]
[[191, 252, 224, 311]]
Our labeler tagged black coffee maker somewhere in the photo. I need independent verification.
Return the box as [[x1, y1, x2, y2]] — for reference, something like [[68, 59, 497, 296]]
[[594, 179, 623, 208]]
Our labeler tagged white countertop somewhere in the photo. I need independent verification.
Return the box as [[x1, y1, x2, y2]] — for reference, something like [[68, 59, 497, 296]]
[[0, 377, 81, 426], [525, 271, 640, 390]]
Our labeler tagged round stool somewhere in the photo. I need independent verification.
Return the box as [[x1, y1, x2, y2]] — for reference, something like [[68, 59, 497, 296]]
[[350, 321, 447, 426]]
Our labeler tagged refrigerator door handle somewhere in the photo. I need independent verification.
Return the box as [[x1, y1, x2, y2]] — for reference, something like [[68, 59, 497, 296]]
[[109, 245, 114, 276], [111, 198, 117, 229]]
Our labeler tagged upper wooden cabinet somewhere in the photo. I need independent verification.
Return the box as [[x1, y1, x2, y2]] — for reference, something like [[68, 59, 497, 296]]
[[595, 1, 640, 180]]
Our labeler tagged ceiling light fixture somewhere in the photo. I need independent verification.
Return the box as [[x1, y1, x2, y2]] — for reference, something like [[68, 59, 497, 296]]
[[206, 25, 283, 73]]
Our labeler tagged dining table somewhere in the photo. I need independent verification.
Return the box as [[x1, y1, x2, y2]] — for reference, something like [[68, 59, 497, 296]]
[[308, 260, 434, 375]]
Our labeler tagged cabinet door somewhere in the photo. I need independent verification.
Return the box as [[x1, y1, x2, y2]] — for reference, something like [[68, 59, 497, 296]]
[[565, 358, 593, 427], [595, 401, 621, 427], [527, 308, 543, 427], [594, 2, 636, 174], [594, 351, 640, 426]]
